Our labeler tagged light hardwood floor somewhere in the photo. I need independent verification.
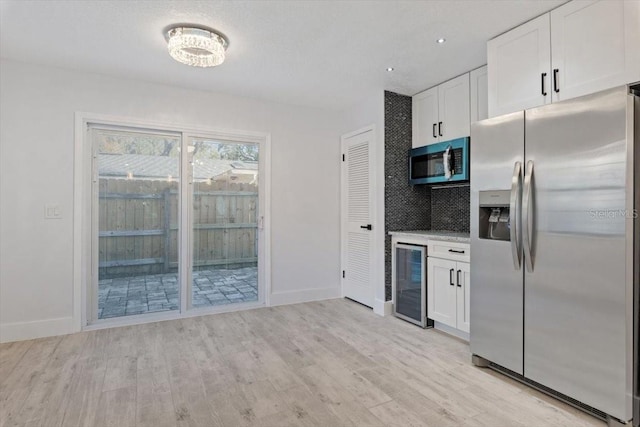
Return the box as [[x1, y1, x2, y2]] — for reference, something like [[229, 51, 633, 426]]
[[0, 299, 605, 427]]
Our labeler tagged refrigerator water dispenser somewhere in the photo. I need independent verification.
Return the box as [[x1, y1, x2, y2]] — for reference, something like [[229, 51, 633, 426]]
[[478, 190, 511, 241]]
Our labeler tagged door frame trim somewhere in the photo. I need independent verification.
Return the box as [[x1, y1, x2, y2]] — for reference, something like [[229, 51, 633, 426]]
[[340, 124, 377, 308], [74, 112, 271, 331]]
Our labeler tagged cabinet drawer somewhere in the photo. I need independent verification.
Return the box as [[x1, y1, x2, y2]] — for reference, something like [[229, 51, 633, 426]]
[[427, 240, 470, 262]]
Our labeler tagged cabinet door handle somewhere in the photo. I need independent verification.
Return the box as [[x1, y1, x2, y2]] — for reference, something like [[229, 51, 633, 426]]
[[449, 268, 455, 286], [456, 270, 462, 287], [448, 249, 465, 254], [438, 121, 443, 137], [553, 69, 559, 93], [541, 72, 547, 96], [432, 123, 437, 138]]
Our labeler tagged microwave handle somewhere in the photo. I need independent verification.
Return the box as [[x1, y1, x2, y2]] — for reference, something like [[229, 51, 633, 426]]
[[443, 146, 454, 179]]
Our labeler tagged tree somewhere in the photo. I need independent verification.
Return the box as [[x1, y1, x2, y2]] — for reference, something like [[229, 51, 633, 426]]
[[217, 143, 259, 162], [98, 131, 179, 157]]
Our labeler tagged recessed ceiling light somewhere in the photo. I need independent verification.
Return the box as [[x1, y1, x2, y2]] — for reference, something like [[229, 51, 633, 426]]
[[166, 26, 229, 68], [437, 38, 446, 44], [386, 67, 394, 72]]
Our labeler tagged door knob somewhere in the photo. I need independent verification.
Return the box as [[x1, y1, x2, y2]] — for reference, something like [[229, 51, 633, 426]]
[[360, 224, 372, 230]]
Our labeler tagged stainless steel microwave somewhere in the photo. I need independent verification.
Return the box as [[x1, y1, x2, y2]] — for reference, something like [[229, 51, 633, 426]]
[[408, 137, 469, 185]]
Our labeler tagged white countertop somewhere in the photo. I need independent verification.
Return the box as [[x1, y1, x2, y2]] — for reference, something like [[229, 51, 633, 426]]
[[388, 230, 470, 243]]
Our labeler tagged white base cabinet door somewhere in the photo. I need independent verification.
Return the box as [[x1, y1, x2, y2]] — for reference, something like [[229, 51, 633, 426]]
[[550, 0, 640, 103], [428, 257, 470, 332], [427, 257, 457, 328], [488, 13, 551, 118], [455, 262, 471, 333]]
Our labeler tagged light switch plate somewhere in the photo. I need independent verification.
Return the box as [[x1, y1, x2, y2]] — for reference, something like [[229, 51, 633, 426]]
[[45, 203, 61, 219]]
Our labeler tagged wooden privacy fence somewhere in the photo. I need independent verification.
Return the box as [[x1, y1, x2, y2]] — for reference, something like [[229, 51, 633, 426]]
[[98, 178, 258, 279]]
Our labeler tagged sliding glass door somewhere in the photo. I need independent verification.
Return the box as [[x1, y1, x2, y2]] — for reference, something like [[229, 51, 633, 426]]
[[93, 128, 181, 320], [90, 124, 264, 323], [189, 138, 259, 308]]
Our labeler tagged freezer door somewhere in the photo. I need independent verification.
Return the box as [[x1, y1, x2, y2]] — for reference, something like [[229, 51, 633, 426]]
[[470, 111, 525, 374], [524, 87, 633, 421]]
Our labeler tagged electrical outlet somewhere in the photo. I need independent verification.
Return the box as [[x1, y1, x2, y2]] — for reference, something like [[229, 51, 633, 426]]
[[44, 204, 61, 219]]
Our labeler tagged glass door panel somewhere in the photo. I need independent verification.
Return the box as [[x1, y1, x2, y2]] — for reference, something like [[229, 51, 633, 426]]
[[189, 138, 259, 308], [394, 244, 428, 327], [93, 128, 180, 319]]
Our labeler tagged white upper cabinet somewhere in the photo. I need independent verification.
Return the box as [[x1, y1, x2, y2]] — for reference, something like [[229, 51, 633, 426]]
[[412, 87, 439, 148], [438, 74, 471, 141], [487, 14, 551, 118], [412, 74, 470, 148], [470, 65, 488, 123], [488, 0, 640, 118], [550, 0, 640, 102]]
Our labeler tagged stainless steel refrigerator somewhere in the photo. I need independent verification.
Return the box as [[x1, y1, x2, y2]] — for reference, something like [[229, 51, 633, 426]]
[[470, 85, 639, 425]]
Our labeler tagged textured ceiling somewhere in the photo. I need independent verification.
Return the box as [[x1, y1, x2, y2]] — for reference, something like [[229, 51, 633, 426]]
[[0, 0, 564, 111]]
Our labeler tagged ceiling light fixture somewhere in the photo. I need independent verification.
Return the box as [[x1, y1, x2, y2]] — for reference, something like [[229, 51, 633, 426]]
[[386, 67, 394, 72], [437, 38, 446, 44], [166, 26, 228, 68]]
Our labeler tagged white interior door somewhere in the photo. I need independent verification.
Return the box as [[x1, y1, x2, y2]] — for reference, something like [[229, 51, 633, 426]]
[[341, 128, 375, 307]]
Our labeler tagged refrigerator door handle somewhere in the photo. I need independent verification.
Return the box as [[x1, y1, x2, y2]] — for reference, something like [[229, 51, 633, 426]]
[[510, 162, 522, 270], [522, 160, 534, 273]]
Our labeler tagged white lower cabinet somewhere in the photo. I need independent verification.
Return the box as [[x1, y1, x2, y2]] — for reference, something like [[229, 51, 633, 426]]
[[427, 258, 457, 327], [427, 257, 470, 333], [456, 262, 470, 333]]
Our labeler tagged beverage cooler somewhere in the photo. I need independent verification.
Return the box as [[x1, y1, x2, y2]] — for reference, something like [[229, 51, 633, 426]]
[[393, 244, 433, 328]]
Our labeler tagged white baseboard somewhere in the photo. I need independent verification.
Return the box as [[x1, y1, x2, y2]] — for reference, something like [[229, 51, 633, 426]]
[[0, 316, 76, 343], [373, 298, 393, 316], [270, 287, 341, 306]]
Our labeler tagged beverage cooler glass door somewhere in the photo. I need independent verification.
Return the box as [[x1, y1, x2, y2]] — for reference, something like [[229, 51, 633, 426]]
[[394, 244, 428, 327]]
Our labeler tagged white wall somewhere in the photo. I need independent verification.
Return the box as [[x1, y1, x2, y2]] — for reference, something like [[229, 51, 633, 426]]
[[0, 60, 343, 342], [341, 90, 389, 316]]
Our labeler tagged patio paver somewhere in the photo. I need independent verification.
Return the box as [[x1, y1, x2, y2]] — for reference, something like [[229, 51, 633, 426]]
[[98, 266, 258, 319]]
